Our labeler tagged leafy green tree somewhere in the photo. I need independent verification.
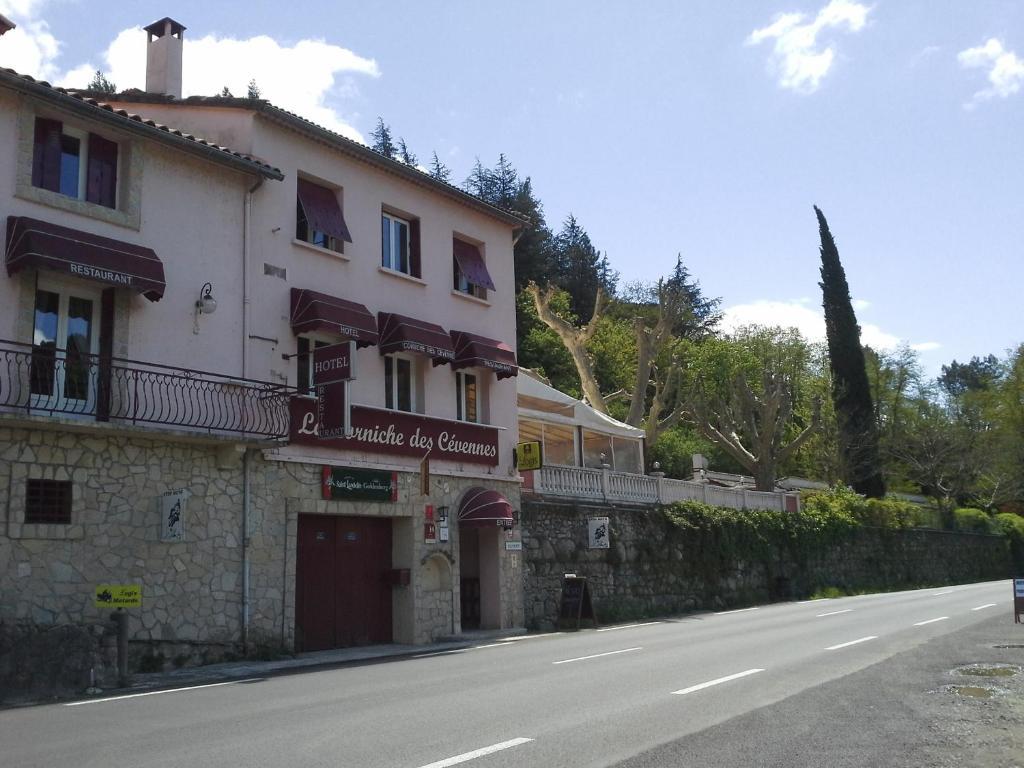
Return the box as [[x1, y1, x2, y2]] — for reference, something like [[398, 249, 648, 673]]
[[815, 206, 885, 498], [87, 70, 116, 94], [246, 79, 261, 99], [370, 117, 396, 159], [553, 214, 614, 321]]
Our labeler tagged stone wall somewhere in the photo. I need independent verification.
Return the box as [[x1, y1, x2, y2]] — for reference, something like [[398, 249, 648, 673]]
[[521, 499, 1014, 630]]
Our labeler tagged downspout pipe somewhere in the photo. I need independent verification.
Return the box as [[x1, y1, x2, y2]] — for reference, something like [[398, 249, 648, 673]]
[[241, 174, 263, 653]]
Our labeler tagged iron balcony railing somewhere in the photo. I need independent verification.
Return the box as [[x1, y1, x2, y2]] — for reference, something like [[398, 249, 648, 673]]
[[0, 339, 291, 438]]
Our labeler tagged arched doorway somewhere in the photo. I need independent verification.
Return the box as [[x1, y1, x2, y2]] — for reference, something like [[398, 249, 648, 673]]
[[457, 487, 513, 631]]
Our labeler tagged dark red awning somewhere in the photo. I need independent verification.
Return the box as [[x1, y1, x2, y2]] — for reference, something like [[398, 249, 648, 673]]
[[458, 487, 514, 527], [377, 312, 455, 365], [450, 330, 518, 379], [290, 288, 378, 347], [5, 216, 165, 301], [297, 178, 352, 243], [453, 239, 495, 291]]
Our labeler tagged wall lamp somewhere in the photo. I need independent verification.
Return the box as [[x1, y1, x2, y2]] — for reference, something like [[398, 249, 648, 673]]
[[193, 282, 217, 334], [196, 282, 218, 314]]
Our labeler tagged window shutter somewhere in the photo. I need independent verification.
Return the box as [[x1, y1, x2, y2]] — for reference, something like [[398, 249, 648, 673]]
[[96, 288, 115, 422], [32, 118, 63, 193], [86, 134, 118, 208], [409, 219, 421, 278], [297, 337, 311, 392]]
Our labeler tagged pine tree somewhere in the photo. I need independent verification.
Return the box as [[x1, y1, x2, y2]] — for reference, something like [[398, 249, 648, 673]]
[[816, 205, 886, 498], [87, 70, 116, 94], [219, 86, 233, 97], [428, 152, 452, 183], [463, 157, 493, 200], [370, 117, 396, 159], [554, 215, 606, 320], [246, 79, 261, 99], [491, 154, 518, 208], [397, 138, 417, 166]]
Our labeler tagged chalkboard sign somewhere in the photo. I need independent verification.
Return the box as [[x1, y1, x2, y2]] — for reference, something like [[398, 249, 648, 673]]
[[558, 576, 598, 630]]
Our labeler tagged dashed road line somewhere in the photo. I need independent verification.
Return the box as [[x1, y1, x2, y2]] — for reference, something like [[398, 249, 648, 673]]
[[972, 603, 997, 611], [64, 678, 263, 706], [825, 636, 877, 651], [552, 647, 642, 665], [715, 607, 759, 615], [913, 616, 949, 626], [671, 668, 765, 695], [816, 609, 853, 617], [416, 737, 534, 768], [931, 590, 954, 596]]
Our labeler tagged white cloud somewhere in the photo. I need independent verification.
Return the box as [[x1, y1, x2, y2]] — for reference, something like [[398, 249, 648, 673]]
[[851, 298, 870, 310], [747, 0, 871, 94], [957, 38, 1024, 108], [721, 298, 922, 352], [911, 341, 941, 352], [0, 3, 379, 142]]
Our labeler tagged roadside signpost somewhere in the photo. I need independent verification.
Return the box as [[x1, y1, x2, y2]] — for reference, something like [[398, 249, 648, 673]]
[[1014, 577, 1023, 624]]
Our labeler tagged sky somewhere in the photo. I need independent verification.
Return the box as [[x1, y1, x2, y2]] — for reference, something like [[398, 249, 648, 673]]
[[1, 0, 1021, 377]]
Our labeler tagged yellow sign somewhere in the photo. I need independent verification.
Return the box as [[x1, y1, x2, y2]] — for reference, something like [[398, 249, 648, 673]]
[[517, 441, 544, 471], [94, 584, 142, 608]]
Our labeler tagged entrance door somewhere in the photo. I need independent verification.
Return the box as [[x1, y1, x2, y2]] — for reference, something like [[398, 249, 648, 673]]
[[31, 284, 100, 415], [295, 515, 393, 651]]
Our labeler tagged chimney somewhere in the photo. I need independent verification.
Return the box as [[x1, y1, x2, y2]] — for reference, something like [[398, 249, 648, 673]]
[[144, 17, 186, 98]]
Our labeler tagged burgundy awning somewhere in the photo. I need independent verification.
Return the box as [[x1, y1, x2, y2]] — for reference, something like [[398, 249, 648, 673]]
[[297, 178, 352, 243], [377, 312, 455, 365], [450, 330, 518, 379], [458, 487, 514, 527], [453, 239, 495, 291], [5, 216, 165, 301], [290, 288, 378, 347]]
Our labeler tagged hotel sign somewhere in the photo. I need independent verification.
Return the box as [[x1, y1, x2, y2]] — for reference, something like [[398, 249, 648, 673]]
[[313, 341, 355, 386], [322, 466, 398, 502], [290, 396, 500, 466]]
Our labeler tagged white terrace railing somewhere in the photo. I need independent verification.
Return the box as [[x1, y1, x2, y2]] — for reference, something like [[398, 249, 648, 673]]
[[526, 465, 800, 512]]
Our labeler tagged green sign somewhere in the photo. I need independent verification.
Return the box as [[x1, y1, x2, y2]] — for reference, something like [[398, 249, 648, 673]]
[[321, 466, 398, 502]]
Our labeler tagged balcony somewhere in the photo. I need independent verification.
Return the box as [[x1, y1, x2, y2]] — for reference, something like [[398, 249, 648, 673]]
[[524, 464, 800, 512], [0, 339, 290, 439]]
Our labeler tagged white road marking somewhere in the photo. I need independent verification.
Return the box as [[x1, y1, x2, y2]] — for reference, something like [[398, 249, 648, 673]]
[[715, 607, 759, 615], [825, 636, 878, 651], [470, 643, 514, 650], [596, 621, 662, 632], [816, 609, 853, 617], [63, 678, 263, 706], [500, 632, 563, 641], [913, 616, 949, 626], [552, 647, 642, 665], [797, 598, 831, 603], [671, 668, 765, 695], [971, 603, 997, 611], [931, 590, 954, 596], [416, 737, 534, 768]]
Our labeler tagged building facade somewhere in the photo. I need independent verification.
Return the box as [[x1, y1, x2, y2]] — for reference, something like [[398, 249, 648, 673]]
[[1, 18, 525, 675]]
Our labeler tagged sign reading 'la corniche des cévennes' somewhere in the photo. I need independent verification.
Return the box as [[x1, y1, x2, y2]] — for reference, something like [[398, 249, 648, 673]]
[[290, 396, 500, 466]]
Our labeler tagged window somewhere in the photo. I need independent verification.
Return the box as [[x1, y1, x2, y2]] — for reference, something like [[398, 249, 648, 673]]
[[32, 117, 118, 208], [453, 260, 487, 300], [296, 336, 332, 394], [381, 211, 421, 277], [295, 178, 350, 254], [31, 284, 100, 412], [384, 354, 414, 412], [456, 372, 478, 423], [519, 419, 577, 466], [25, 479, 72, 524], [452, 238, 494, 300]]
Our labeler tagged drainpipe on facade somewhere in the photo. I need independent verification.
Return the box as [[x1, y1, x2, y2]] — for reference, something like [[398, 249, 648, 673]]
[[241, 175, 263, 654]]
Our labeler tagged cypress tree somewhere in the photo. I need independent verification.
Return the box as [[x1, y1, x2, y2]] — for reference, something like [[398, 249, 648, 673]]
[[816, 205, 886, 498]]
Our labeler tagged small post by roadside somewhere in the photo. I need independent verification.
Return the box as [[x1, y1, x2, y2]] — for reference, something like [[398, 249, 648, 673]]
[[1014, 577, 1023, 624], [113, 608, 129, 686]]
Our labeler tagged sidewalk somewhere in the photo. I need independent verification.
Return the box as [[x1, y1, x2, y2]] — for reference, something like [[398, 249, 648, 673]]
[[114, 627, 529, 696]]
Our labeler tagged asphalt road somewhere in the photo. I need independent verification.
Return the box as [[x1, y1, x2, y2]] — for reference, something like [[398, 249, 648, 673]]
[[1, 580, 1017, 768]]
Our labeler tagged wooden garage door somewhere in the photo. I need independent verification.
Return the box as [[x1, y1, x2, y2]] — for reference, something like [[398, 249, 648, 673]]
[[295, 515, 393, 651]]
